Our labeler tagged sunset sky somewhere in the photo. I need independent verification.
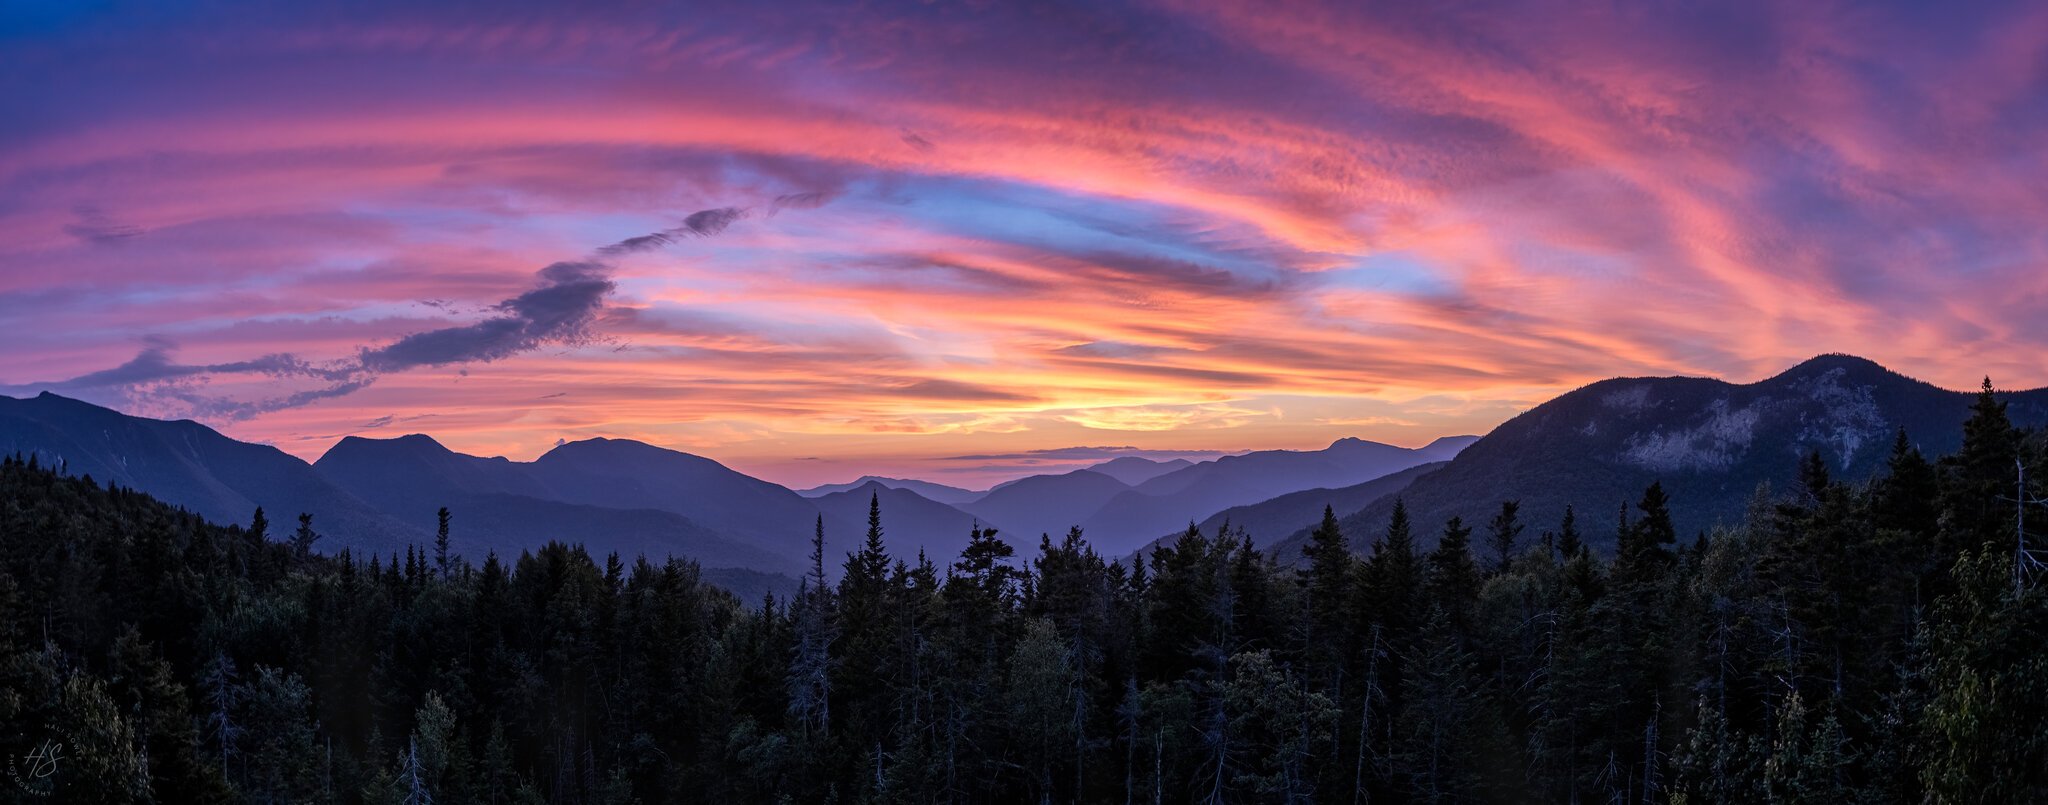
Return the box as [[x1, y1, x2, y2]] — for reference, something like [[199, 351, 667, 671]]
[[4, 1, 2046, 488]]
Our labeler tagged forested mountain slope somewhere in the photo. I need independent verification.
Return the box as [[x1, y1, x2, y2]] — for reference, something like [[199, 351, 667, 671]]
[[1278, 354, 2048, 559]]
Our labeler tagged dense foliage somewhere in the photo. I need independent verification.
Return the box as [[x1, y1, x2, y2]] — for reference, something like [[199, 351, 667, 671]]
[[1, 381, 2043, 803]]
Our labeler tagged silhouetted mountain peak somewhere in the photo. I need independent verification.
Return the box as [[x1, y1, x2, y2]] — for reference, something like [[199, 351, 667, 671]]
[[328, 432, 451, 455], [1773, 353, 1892, 382], [797, 475, 984, 505], [537, 436, 729, 471], [1420, 435, 1481, 452], [1084, 456, 1195, 486]]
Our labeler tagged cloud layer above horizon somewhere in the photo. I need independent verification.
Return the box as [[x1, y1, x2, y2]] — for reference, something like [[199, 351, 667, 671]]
[[3, 0, 2046, 487]]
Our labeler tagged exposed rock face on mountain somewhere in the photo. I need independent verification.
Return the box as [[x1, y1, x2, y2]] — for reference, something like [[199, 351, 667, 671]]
[[1274, 355, 2048, 560], [0, 392, 424, 552]]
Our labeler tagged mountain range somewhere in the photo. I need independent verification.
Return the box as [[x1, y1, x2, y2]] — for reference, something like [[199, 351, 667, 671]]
[[0, 391, 1468, 592], [6, 354, 2033, 593]]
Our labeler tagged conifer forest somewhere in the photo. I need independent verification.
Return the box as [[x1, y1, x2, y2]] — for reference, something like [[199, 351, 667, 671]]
[[1, 385, 2043, 803]]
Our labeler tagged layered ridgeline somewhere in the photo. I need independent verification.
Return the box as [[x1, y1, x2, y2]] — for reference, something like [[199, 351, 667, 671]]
[[0, 393, 820, 591], [10, 354, 2035, 589], [953, 438, 1475, 555], [311, 434, 809, 576], [0, 393, 1464, 588], [1274, 354, 2048, 559], [798, 475, 983, 506]]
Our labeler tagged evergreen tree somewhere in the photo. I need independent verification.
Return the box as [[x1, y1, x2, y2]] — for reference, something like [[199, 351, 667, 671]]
[[1919, 550, 2048, 801], [1424, 516, 1481, 631], [434, 506, 455, 581], [291, 512, 322, 558], [1614, 482, 1677, 586], [789, 517, 837, 740], [1486, 500, 1524, 576], [1298, 505, 1351, 672], [1942, 378, 2022, 557], [1556, 505, 1583, 560], [1361, 498, 1422, 641]]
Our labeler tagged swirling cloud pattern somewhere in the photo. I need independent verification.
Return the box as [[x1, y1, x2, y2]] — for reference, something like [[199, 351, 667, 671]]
[[2, 0, 2044, 487]]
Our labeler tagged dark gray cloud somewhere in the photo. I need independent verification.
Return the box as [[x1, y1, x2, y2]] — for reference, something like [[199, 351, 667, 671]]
[[681, 207, 746, 236], [900, 129, 936, 153], [596, 233, 676, 256], [63, 205, 144, 245], [770, 191, 837, 212], [359, 260, 612, 372], [0, 336, 356, 397], [597, 201, 798, 256]]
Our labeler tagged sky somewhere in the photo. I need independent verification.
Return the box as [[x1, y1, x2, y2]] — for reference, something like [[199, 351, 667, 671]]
[[2, 0, 2046, 489]]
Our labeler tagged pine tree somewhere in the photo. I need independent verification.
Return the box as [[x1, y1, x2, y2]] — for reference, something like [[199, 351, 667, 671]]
[[1920, 549, 2048, 801], [1556, 505, 1583, 560], [1486, 500, 1524, 575], [789, 516, 837, 739], [1425, 516, 1481, 630], [834, 493, 896, 774], [1362, 498, 1421, 640], [291, 512, 321, 558], [201, 652, 243, 777], [1872, 428, 1946, 623], [1942, 378, 2022, 557], [1299, 504, 1351, 670], [1614, 482, 1676, 587], [434, 506, 455, 581]]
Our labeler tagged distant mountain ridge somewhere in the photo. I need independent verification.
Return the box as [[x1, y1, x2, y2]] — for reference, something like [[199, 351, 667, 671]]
[[26, 354, 1997, 591], [0, 392, 1497, 594], [1082, 456, 1195, 486], [312, 433, 806, 573], [798, 476, 982, 506], [962, 469, 1132, 545], [1128, 460, 1449, 561], [1272, 354, 2048, 561], [1073, 435, 1476, 553], [810, 481, 999, 564], [1204, 461, 1448, 548]]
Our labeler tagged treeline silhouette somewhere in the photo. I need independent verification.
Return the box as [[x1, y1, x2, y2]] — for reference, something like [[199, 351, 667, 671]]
[[0, 382, 2043, 803]]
